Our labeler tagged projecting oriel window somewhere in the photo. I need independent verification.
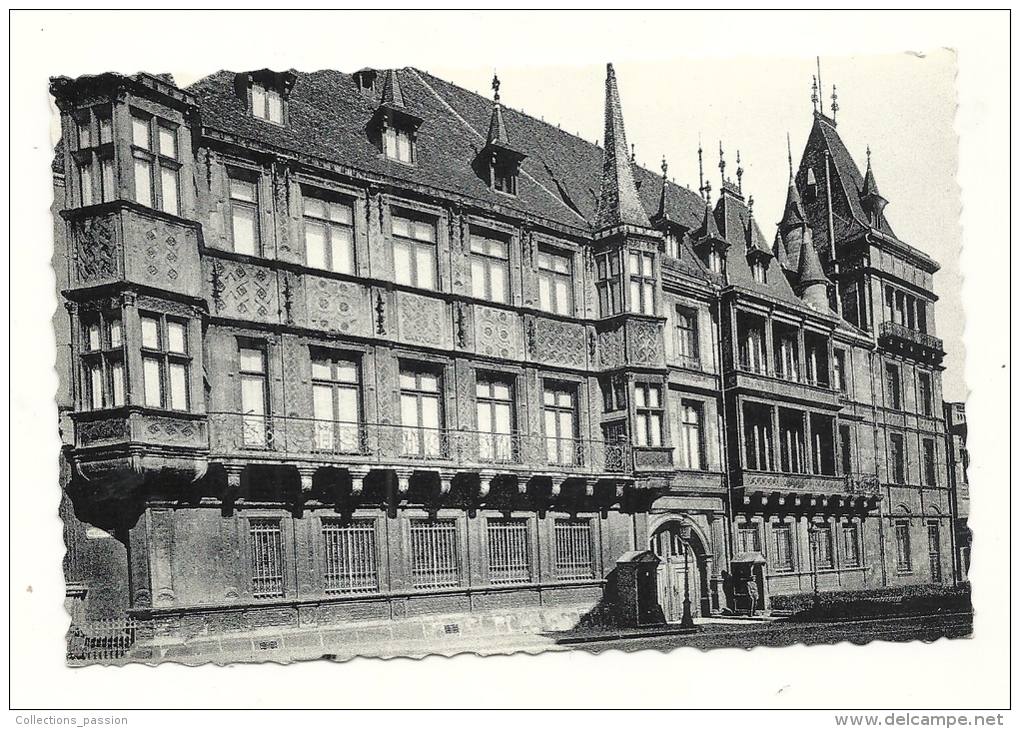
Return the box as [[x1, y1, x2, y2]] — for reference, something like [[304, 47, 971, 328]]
[[80, 311, 125, 410], [140, 313, 190, 411], [628, 251, 655, 315], [131, 113, 181, 216]]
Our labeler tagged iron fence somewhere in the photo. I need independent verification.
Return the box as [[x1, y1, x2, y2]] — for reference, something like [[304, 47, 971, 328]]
[[66, 617, 139, 663]]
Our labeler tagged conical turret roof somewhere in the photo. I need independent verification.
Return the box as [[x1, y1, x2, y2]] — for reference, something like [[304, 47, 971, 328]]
[[797, 234, 828, 286], [595, 63, 651, 230]]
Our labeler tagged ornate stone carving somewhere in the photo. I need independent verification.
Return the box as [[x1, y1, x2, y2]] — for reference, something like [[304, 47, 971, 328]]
[[534, 318, 586, 368], [455, 302, 469, 349], [141, 223, 181, 283], [143, 417, 200, 443], [304, 277, 368, 335], [74, 215, 118, 285], [375, 290, 386, 335], [77, 417, 127, 445], [474, 306, 523, 359], [599, 323, 625, 369], [212, 260, 278, 322], [628, 320, 664, 366], [398, 292, 447, 347]]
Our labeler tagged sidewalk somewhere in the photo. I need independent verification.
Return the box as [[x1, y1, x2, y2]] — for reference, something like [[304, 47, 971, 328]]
[[550, 614, 782, 645]]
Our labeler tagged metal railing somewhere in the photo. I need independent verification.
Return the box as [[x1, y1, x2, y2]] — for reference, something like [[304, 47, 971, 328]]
[[208, 413, 633, 474], [879, 321, 944, 352], [66, 617, 139, 663], [844, 473, 881, 495]]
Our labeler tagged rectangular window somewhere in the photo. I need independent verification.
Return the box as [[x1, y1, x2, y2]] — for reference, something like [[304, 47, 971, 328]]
[[595, 252, 623, 317], [839, 424, 853, 475], [470, 232, 509, 303], [487, 518, 531, 585], [229, 174, 260, 256], [885, 363, 901, 410], [400, 368, 444, 458], [554, 519, 594, 581], [322, 520, 378, 594], [303, 193, 354, 274], [811, 414, 836, 475], [774, 325, 800, 382], [737, 523, 761, 553], [249, 518, 284, 599], [476, 375, 515, 463], [633, 383, 663, 448], [675, 306, 700, 368], [80, 312, 125, 410], [743, 403, 773, 471], [410, 519, 459, 589], [814, 523, 834, 569], [895, 520, 912, 572], [773, 523, 794, 572], [678, 401, 703, 470], [842, 522, 861, 568], [392, 214, 437, 290], [889, 433, 906, 484], [537, 248, 573, 315], [927, 522, 942, 583], [383, 127, 414, 163], [737, 313, 767, 374], [918, 372, 933, 417], [240, 344, 269, 448], [628, 251, 655, 315], [778, 409, 805, 474], [140, 314, 190, 411], [252, 83, 284, 124], [131, 113, 180, 214], [312, 355, 362, 454], [74, 107, 117, 208], [833, 349, 848, 393], [923, 438, 937, 487], [543, 384, 577, 466]]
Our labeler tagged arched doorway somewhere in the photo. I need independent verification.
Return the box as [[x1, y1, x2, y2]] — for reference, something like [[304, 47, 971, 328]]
[[650, 521, 708, 622]]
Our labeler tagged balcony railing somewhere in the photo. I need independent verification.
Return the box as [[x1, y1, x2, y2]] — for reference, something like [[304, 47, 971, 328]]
[[208, 413, 632, 475], [879, 321, 944, 353], [844, 473, 881, 495]]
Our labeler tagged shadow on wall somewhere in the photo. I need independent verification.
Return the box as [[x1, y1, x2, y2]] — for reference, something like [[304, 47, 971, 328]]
[[573, 561, 667, 631]]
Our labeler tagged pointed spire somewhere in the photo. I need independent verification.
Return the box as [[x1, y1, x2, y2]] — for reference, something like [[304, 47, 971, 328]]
[[486, 73, 511, 148], [718, 141, 726, 185], [830, 84, 839, 124], [811, 75, 819, 113], [697, 137, 705, 200], [787, 133, 794, 178], [798, 235, 827, 286], [656, 156, 669, 220], [860, 144, 888, 221], [380, 68, 405, 108], [595, 63, 651, 230], [862, 145, 880, 197], [736, 150, 744, 194], [780, 170, 806, 230], [695, 201, 722, 242], [773, 229, 790, 269]]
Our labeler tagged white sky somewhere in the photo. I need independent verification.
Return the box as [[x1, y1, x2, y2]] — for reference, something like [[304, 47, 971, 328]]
[[10, 9, 1009, 711]]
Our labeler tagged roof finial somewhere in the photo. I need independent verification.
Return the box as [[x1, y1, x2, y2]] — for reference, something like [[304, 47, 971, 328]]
[[811, 75, 819, 113], [491, 72, 500, 103], [661, 156, 668, 178], [704, 179, 712, 206], [866, 144, 871, 165], [831, 84, 839, 124], [748, 194, 754, 218], [631, 143, 636, 163], [787, 132, 794, 178], [718, 141, 726, 185], [698, 136, 705, 201], [736, 150, 744, 194], [816, 56, 823, 109]]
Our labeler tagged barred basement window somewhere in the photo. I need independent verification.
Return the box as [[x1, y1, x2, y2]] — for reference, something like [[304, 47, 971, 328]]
[[842, 522, 861, 567], [249, 519, 284, 599], [554, 519, 594, 581], [772, 523, 794, 572], [486, 518, 531, 585], [410, 519, 460, 589], [322, 520, 378, 594]]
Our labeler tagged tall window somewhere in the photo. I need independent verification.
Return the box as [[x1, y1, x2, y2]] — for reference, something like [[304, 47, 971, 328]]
[[73, 107, 115, 207], [842, 522, 861, 567], [922, 438, 937, 487], [595, 251, 623, 317], [303, 193, 354, 273], [470, 232, 509, 303], [312, 355, 361, 454], [737, 314, 767, 374], [773, 523, 794, 571], [383, 126, 414, 163], [543, 385, 577, 465], [737, 523, 760, 553], [833, 349, 848, 393], [628, 251, 655, 315], [80, 311, 124, 410], [744, 403, 773, 471], [487, 518, 531, 585], [554, 519, 594, 581], [240, 344, 269, 448], [779, 409, 805, 473], [131, 114, 180, 215], [251, 82, 284, 124], [927, 522, 942, 583], [885, 363, 901, 410], [895, 520, 912, 572], [140, 314, 189, 411], [392, 214, 437, 290], [229, 173, 260, 256], [249, 518, 284, 599], [750, 260, 767, 284], [537, 248, 572, 315], [814, 523, 834, 569], [889, 433, 906, 484], [410, 519, 459, 589], [634, 384, 663, 448], [811, 414, 836, 475], [675, 306, 700, 368], [774, 325, 800, 382], [839, 424, 853, 475], [476, 375, 515, 463], [400, 368, 443, 458], [918, 372, 933, 417], [322, 520, 378, 594], [707, 249, 723, 275], [678, 401, 703, 470]]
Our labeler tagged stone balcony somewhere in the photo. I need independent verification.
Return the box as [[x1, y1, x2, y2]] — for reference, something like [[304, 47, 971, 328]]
[[878, 321, 945, 365], [735, 470, 882, 513]]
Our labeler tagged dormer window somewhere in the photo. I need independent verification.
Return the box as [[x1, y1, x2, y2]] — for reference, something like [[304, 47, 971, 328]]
[[370, 69, 423, 166], [354, 68, 378, 97], [707, 249, 723, 275], [751, 260, 767, 284], [493, 157, 517, 195], [383, 125, 414, 163], [252, 83, 283, 124]]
